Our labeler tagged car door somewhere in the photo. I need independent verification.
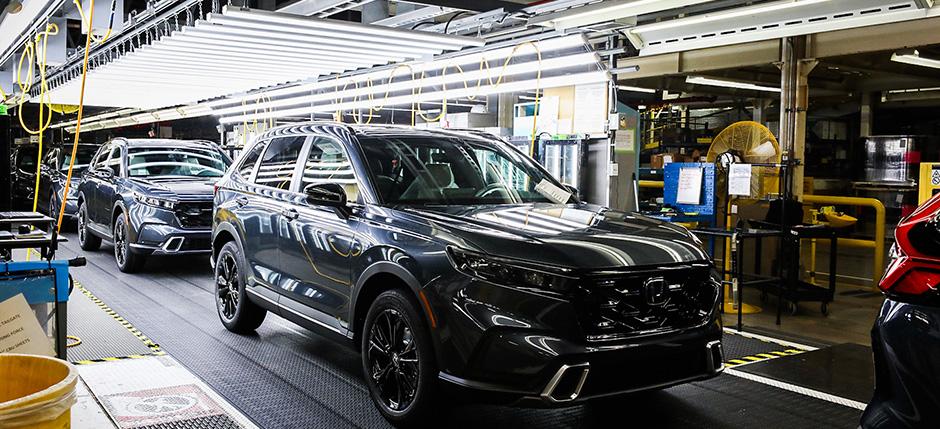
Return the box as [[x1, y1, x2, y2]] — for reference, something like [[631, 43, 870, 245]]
[[39, 149, 58, 211], [277, 135, 363, 333], [95, 144, 123, 227], [243, 135, 308, 295], [82, 143, 111, 224]]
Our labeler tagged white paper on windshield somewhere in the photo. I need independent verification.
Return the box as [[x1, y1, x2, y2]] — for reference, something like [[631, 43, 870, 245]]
[[728, 163, 752, 196], [676, 167, 703, 205], [535, 179, 571, 204]]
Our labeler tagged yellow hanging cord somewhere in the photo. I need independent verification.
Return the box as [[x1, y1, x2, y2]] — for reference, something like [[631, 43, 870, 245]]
[[56, 0, 97, 231]]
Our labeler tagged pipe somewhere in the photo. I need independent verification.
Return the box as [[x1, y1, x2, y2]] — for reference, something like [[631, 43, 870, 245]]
[[802, 194, 886, 289], [638, 180, 664, 189]]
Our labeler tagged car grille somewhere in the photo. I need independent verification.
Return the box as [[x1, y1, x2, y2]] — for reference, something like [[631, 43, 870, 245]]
[[174, 201, 213, 228], [572, 263, 719, 342]]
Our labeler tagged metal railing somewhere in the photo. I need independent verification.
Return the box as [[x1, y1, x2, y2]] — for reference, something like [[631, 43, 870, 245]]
[[802, 194, 886, 289]]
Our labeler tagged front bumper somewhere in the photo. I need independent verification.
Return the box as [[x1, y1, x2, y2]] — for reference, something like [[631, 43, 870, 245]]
[[431, 268, 724, 406], [439, 322, 723, 406], [130, 222, 212, 255], [862, 297, 940, 428]]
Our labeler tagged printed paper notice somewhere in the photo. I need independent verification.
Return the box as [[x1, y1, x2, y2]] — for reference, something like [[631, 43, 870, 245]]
[[729, 163, 752, 197], [535, 179, 572, 204], [0, 294, 55, 356], [676, 167, 703, 205]]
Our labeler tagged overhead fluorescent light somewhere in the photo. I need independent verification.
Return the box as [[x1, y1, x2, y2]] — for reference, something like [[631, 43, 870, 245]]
[[686, 76, 780, 93], [208, 52, 601, 118], [219, 71, 611, 125], [530, 0, 715, 30], [617, 85, 656, 93], [891, 49, 940, 69], [635, 0, 833, 34], [203, 34, 590, 110]]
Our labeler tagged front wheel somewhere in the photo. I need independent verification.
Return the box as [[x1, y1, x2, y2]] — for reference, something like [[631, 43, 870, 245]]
[[113, 214, 144, 273], [362, 289, 438, 426], [77, 202, 101, 251]]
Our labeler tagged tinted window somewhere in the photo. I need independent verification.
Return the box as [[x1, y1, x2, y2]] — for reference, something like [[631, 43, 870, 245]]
[[255, 136, 305, 189], [298, 137, 359, 202], [15, 147, 38, 171], [236, 140, 266, 181], [105, 146, 122, 171], [359, 136, 566, 205], [90, 144, 111, 169], [127, 146, 228, 178], [59, 146, 100, 171]]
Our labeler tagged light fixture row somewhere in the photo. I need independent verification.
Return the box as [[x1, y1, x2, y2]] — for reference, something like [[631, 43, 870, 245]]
[[42, 6, 482, 109]]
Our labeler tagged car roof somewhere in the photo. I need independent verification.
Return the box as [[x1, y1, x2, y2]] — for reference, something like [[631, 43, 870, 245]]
[[257, 121, 501, 143], [115, 138, 218, 149]]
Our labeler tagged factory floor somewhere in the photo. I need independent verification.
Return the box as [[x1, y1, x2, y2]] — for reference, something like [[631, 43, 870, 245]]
[[54, 232, 871, 428], [720, 242, 886, 347]]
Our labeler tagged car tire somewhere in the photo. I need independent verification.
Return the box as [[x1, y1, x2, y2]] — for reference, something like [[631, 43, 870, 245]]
[[77, 202, 101, 251], [361, 289, 438, 427], [215, 241, 266, 333], [113, 214, 144, 273]]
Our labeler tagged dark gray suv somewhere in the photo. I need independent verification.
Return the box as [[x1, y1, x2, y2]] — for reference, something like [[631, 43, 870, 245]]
[[212, 123, 723, 425], [77, 138, 231, 272]]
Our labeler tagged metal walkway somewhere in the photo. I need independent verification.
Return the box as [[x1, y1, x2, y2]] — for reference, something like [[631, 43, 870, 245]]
[[58, 233, 865, 428]]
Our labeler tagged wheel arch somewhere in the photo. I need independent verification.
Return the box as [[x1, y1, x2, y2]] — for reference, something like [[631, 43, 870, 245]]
[[351, 262, 434, 351]]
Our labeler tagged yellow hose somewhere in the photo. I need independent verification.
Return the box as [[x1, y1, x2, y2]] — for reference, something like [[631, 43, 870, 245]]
[[56, 0, 97, 231]]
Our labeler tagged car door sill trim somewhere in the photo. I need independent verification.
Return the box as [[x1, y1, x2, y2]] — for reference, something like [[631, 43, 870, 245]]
[[246, 288, 347, 336]]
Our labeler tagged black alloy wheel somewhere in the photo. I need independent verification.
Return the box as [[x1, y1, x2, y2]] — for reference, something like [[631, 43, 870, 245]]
[[215, 241, 266, 333], [362, 290, 437, 426], [113, 215, 144, 273], [77, 202, 101, 251], [217, 251, 240, 321]]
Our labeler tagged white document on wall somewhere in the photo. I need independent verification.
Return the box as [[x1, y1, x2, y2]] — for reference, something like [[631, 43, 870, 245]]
[[573, 82, 608, 134], [728, 163, 753, 196], [676, 167, 704, 205], [0, 294, 55, 356]]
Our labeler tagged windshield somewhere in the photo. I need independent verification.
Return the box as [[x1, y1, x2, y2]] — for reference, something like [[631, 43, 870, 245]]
[[127, 146, 228, 178], [359, 136, 570, 206], [59, 146, 99, 171]]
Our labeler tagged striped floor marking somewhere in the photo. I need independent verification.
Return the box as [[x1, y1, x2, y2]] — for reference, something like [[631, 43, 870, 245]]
[[721, 329, 865, 411], [72, 282, 163, 365]]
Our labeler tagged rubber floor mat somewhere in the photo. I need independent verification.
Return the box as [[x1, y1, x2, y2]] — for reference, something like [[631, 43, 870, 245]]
[[68, 286, 156, 363]]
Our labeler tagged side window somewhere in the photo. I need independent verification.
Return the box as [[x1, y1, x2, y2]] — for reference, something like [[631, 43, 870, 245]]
[[298, 137, 360, 203], [91, 144, 111, 169], [236, 140, 267, 181], [105, 145, 122, 174], [254, 136, 306, 190]]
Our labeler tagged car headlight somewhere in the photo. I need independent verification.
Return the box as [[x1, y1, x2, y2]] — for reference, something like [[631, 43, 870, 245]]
[[134, 193, 176, 210], [447, 247, 575, 293]]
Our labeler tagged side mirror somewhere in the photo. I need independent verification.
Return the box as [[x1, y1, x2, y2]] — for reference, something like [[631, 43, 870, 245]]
[[562, 184, 579, 200], [97, 166, 115, 178], [304, 183, 347, 210]]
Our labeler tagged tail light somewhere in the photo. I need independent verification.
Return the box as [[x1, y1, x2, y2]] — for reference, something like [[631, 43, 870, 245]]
[[880, 193, 940, 297]]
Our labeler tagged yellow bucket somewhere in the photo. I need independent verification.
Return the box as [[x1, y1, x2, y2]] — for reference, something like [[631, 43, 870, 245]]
[[0, 354, 77, 429]]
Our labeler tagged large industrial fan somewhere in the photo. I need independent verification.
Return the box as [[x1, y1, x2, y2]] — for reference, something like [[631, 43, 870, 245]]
[[706, 121, 782, 315], [706, 121, 781, 199]]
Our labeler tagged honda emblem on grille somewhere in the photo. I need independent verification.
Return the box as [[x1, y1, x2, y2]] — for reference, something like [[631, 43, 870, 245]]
[[644, 277, 668, 306]]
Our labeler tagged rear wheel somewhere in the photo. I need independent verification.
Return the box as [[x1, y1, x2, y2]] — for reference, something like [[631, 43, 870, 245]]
[[215, 241, 266, 333], [77, 202, 101, 251], [113, 214, 144, 273], [362, 289, 438, 426]]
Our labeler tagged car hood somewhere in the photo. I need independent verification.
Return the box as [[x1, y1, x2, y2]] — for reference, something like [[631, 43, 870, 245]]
[[129, 177, 216, 198], [406, 203, 709, 270]]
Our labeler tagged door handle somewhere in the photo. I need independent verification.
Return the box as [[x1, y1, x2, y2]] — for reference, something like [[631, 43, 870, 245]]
[[235, 196, 249, 207], [281, 208, 299, 220]]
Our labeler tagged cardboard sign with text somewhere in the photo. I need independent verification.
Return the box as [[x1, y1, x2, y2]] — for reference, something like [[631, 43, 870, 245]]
[[0, 294, 55, 356]]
